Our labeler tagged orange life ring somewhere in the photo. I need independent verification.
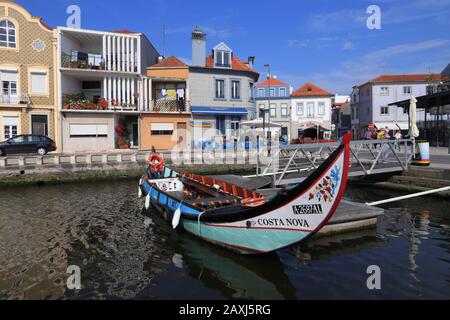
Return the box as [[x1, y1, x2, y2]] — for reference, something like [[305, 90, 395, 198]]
[[148, 153, 164, 172]]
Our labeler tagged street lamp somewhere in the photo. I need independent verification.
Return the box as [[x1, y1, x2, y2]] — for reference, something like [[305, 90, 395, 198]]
[[264, 64, 271, 141]]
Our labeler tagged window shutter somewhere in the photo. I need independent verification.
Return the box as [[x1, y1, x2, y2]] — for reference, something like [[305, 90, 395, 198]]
[[30, 71, 47, 94]]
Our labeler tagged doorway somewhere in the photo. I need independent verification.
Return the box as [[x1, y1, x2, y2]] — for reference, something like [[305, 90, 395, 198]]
[[31, 115, 48, 136], [132, 122, 139, 148], [177, 122, 187, 148]]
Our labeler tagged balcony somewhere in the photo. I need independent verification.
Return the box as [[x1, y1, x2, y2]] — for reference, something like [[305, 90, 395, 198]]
[[150, 99, 190, 113], [62, 94, 138, 112], [0, 94, 30, 105], [61, 50, 138, 73]]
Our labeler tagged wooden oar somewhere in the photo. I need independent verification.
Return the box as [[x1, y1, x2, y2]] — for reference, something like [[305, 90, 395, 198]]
[[367, 186, 450, 207]]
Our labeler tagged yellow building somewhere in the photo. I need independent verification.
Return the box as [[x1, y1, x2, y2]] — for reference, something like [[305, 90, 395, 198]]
[[0, 1, 59, 147], [142, 56, 191, 151]]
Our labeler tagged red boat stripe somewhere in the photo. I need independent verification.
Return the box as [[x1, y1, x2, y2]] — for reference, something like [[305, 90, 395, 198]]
[[204, 223, 313, 233]]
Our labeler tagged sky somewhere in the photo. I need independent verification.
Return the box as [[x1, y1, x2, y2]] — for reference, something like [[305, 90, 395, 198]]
[[18, 0, 450, 95]]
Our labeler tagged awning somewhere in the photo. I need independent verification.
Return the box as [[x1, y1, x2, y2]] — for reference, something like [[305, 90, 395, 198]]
[[241, 118, 281, 128], [296, 121, 331, 131], [191, 106, 248, 116], [374, 122, 409, 130], [151, 123, 174, 131]]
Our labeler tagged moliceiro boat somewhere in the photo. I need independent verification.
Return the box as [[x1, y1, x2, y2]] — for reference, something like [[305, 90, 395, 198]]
[[139, 133, 351, 254]]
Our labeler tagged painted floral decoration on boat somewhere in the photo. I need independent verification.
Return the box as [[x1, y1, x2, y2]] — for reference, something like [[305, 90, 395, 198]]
[[309, 165, 340, 203]]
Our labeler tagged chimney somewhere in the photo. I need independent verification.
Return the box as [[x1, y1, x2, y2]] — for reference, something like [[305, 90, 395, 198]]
[[247, 56, 255, 69], [157, 55, 164, 63], [192, 26, 206, 67]]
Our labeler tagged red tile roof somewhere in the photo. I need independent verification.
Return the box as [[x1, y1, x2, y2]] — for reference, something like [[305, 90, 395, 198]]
[[203, 55, 259, 76], [256, 78, 288, 87], [150, 56, 188, 68], [333, 102, 350, 109], [359, 74, 447, 88], [291, 82, 333, 97], [112, 30, 138, 34]]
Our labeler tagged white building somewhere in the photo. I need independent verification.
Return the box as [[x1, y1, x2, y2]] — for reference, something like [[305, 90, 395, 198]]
[[357, 74, 446, 135], [57, 27, 159, 152], [290, 82, 334, 141]]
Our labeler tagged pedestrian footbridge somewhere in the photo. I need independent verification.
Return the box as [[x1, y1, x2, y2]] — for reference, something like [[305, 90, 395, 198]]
[[251, 139, 415, 186]]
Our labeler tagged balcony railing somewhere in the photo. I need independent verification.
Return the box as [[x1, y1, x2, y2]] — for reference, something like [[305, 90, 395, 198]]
[[0, 94, 30, 105], [62, 94, 138, 111], [150, 99, 189, 113], [61, 51, 138, 72]]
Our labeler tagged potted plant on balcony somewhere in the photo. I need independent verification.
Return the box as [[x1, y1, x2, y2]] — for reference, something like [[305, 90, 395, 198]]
[[117, 136, 130, 149], [97, 98, 109, 110]]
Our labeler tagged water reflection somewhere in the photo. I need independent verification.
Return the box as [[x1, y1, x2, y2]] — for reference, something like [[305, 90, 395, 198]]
[[0, 182, 449, 299]]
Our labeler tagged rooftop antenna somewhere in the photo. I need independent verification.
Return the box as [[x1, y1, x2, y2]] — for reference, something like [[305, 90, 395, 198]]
[[162, 24, 167, 57]]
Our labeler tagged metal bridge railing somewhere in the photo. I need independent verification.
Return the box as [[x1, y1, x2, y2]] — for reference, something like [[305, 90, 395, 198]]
[[256, 139, 415, 186]]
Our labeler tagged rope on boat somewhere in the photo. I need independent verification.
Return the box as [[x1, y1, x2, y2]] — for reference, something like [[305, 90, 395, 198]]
[[366, 186, 450, 207]]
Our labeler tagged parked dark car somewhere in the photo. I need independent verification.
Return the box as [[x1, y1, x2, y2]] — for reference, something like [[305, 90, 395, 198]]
[[0, 135, 57, 156]]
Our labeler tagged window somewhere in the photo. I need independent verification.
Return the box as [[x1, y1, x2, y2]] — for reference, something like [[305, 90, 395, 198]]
[[279, 88, 286, 97], [1, 69, 18, 104], [281, 103, 288, 117], [215, 79, 225, 99], [3, 116, 18, 140], [258, 88, 265, 97], [317, 102, 325, 116], [215, 51, 231, 67], [249, 82, 254, 100], [380, 87, 389, 96], [259, 104, 265, 118], [0, 20, 16, 48], [403, 86, 412, 95], [231, 80, 240, 100], [270, 104, 276, 117], [151, 123, 174, 136], [30, 70, 48, 95], [69, 124, 108, 137], [231, 117, 240, 136], [297, 103, 304, 116], [270, 88, 275, 97], [307, 102, 315, 118], [381, 106, 389, 115]]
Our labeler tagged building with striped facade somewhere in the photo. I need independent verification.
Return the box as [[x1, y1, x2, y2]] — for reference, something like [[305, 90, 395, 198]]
[[57, 27, 159, 152]]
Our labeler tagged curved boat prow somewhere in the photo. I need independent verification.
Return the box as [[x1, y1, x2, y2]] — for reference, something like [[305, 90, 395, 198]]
[[181, 132, 353, 254]]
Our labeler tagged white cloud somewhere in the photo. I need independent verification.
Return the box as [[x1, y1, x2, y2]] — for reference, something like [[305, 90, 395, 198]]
[[307, 9, 367, 32], [280, 39, 450, 94], [364, 39, 450, 61]]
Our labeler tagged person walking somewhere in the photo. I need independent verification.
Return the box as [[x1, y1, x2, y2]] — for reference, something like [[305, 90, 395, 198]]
[[394, 130, 402, 151], [384, 127, 391, 140]]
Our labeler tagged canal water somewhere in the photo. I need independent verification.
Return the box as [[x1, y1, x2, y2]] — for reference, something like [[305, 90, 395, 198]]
[[0, 180, 449, 300]]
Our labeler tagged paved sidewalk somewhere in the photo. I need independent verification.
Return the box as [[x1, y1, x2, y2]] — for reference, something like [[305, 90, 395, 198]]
[[428, 147, 450, 169], [430, 147, 450, 156]]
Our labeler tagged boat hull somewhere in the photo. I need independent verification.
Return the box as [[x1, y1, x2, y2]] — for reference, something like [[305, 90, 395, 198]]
[[140, 133, 351, 254]]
